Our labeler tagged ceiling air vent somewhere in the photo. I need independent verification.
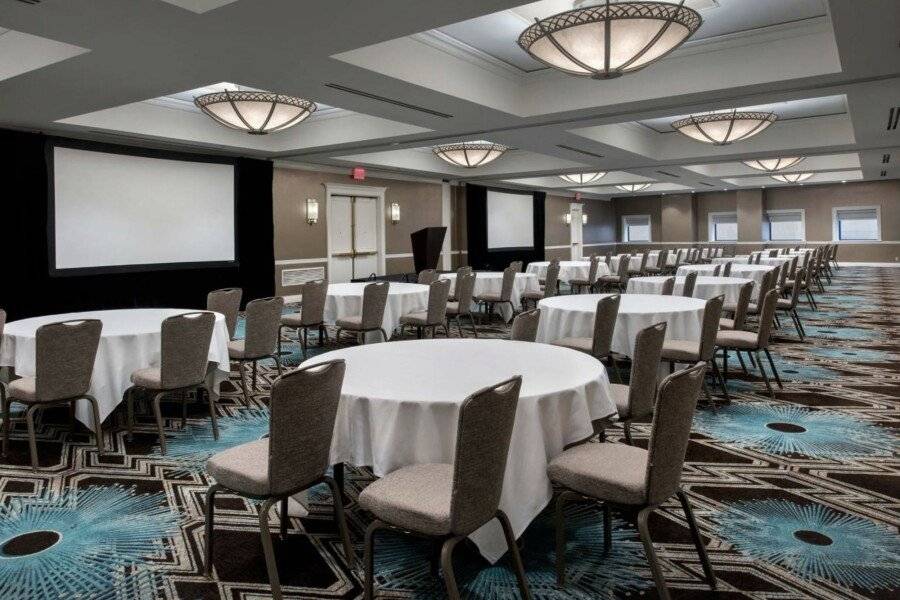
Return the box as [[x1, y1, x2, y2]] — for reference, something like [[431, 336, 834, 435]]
[[888, 106, 900, 130], [555, 144, 605, 159], [656, 170, 680, 178], [882, 153, 891, 163], [15, 0, 41, 4], [698, 181, 714, 187], [324, 83, 452, 118]]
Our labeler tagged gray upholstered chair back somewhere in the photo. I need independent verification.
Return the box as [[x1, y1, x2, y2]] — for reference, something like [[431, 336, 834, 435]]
[[418, 269, 439, 285], [769, 249, 779, 257], [776, 261, 789, 289], [698, 295, 724, 361], [161, 312, 215, 390], [509, 261, 523, 273], [298, 280, 328, 326], [755, 269, 775, 305], [244, 297, 285, 358], [544, 261, 561, 297], [644, 362, 706, 505], [672, 249, 683, 268], [510, 308, 540, 342], [636, 252, 648, 272], [361, 282, 390, 329], [604, 252, 612, 266], [35, 319, 102, 401], [627, 321, 667, 420], [755, 289, 779, 349], [426, 279, 452, 323], [656, 249, 668, 269], [784, 265, 803, 308], [456, 266, 473, 278], [731, 282, 754, 331], [616, 254, 630, 279], [591, 294, 620, 358], [830, 244, 838, 261], [450, 376, 522, 536], [454, 273, 476, 314], [722, 261, 732, 277], [711, 264, 722, 276], [207, 288, 242, 339], [787, 256, 799, 280], [681, 271, 698, 297], [587, 256, 599, 282], [754, 253, 762, 265], [499, 267, 516, 301], [660, 277, 675, 296], [0, 309, 5, 338], [268, 359, 346, 495]]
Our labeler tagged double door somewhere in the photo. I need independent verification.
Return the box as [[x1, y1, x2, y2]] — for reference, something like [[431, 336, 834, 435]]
[[329, 195, 378, 282]]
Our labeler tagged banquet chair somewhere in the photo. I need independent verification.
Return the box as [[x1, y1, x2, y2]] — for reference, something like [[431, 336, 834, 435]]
[[207, 287, 242, 340], [644, 249, 668, 275], [744, 270, 776, 319], [509, 260, 523, 273], [474, 267, 516, 323], [400, 279, 451, 338], [711, 264, 722, 276], [721, 261, 732, 277], [278, 279, 327, 360], [126, 312, 216, 455], [628, 252, 649, 277], [204, 360, 353, 600], [719, 282, 753, 333], [510, 308, 541, 342], [523, 261, 560, 308], [336, 282, 390, 343], [446, 272, 478, 338], [449, 266, 473, 301], [569, 255, 599, 294], [417, 269, 439, 285], [229, 297, 285, 403], [549, 363, 714, 600], [2, 319, 103, 470], [681, 271, 698, 297], [551, 295, 622, 380], [660, 295, 726, 403], [361, 376, 530, 600], [597, 254, 630, 292], [716, 289, 782, 398], [659, 276, 676, 296], [776, 266, 807, 341], [667, 249, 684, 274], [538, 257, 559, 286], [829, 244, 839, 270], [0, 309, 5, 408], [608, 321, 667, 444], [768, 249, 779, 258]]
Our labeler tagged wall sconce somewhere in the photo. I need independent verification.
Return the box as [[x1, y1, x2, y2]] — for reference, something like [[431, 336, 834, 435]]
[[306, 198, 318, 225], [564, 212, 572, 225], [582, 213, 588, 225], [390, 202, 401, 224]]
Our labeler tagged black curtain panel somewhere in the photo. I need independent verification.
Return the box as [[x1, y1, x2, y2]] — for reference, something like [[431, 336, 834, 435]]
[[0, 129, 274, 320], [465, 183, 545, 270]]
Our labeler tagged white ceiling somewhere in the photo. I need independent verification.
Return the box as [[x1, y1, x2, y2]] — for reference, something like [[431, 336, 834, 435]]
[[0, 0, 897, 199]]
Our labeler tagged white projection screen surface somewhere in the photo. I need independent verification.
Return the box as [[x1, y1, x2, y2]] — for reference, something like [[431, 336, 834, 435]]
[[52, 146, 236, 272], [487, 190, 534, 250]]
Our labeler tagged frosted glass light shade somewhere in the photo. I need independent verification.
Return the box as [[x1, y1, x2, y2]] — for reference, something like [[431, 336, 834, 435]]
[[432, 141, 508, 168], [672, 111, 777, 145], [194, 90, 316, 134], [559, 172, 607, 184], [743, 157, 805, 172], [615, 183, 652, 192], [518, 1, 702, 79], [771, 172, 814, 183]]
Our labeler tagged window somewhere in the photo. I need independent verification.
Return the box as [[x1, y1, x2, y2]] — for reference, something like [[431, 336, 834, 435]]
[[708, 212, 738, 241], [833, 206, 881, 241], [762, 210, 805, 242], [622, 215, 651, 242]]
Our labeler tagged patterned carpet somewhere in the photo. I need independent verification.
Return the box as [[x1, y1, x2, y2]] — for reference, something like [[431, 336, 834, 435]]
[[1, 267, 898, 599]]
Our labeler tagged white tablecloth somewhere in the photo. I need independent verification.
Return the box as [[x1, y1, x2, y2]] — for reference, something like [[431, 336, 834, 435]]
[[677, 263, 777, 294], [645, 250, 677, 266], [626, 276, 753, 304], [440, 272, 539, 322], [536, 294, 705, 356], [609, 253, 645, 272], [526, 261, 610, 284], [0, 309, 231, 426], [325, 282, 428, 341], [305, 338, 615, 562], [711, 256, 796, 267]]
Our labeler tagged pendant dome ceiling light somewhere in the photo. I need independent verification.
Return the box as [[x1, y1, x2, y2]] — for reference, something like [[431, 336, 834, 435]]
[[518, 0, 702, 79], [743, 157, 805, 172], [559, 172, 607, 184], [771, 172, 814, 184], [616, 183, 652, 192], [194, 90, 316, 134], [671, 110, 777, 145], [432, 141, 508, 168]]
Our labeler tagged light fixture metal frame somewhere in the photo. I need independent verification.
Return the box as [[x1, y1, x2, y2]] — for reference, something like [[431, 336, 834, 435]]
[[559, 172, 607, 184], [671, 110, 777, 145], [770, 172, 814, 184], [432, 141, 509, 168], [194, 90, 316, 135], [615, 183, 653, 192], [742, 157, 806, 173]]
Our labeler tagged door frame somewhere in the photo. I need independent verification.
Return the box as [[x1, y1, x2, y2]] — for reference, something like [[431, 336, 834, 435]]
[[325, 183, 387, 281]]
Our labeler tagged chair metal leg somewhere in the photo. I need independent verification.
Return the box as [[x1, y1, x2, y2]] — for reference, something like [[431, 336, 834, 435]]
[[440, 535, 466, 600], [252, 361, 258, 389], [623, 420, 633, 445], [710, 360, 729, 402], [1, 389, 10, 457], [554, 490, 578, 586], [277, 325, 285, 361], [764, 348, 783, 388], [238, 361, 251, 404], [379, 328, 389, 342], [676, 490, 717, 590], [126, 387, 135, 440], [754, 351, 774, 398], [257, 497, 283, 600], [497, 510, 532, 600], [364, 520, 388, 600], [736, 351, 749, 374], [273, 354, 283, 378], [204, 386, 219, 440], [469, 313, 478, 338], [279, 497, 289, 538], [204, 483, 223, 576], [301, 327, 309, 359], [637, 506, 671, 600], [608, 355, 623, 383], [84, 394, 104, 453], [152, 392, 168, 455], [324, 476, 355, 564], [24, 404, 39, 471], [180, 390, 188, 428], [602, 502, 612, 554]]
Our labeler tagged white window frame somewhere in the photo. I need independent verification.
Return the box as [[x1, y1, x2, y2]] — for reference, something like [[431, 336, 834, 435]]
[[621, 214, 652, 242], [831, 205, 882, 242], [707, 211, 738, 242], [762, 208, 806, 242]]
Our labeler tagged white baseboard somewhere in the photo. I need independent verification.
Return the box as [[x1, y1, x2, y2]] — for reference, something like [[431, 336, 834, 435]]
[[836, 262, 900, 267]]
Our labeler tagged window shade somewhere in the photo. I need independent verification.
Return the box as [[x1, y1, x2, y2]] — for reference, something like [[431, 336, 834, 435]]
[[764, 211, 804, 241], [623, 215, 651, 242], [835, 208, 879, 240], [710, 213, 737, 241]]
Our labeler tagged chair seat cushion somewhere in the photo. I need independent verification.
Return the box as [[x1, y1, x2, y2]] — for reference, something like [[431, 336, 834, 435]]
[[8, 377, 37, 401], [660, 339, 700, 362], [722, 302, 737, 313], [206, 439, 270, 496], [399, 312, 429, 326], [227, 339, 247, 359], [358, 463, 453, 536], [280, 312, 305, 327], [716, 330, 757, 349], [475, 294, 504, 303], [335, 316, 363, 329], [548, 442, 648, 505], [719, 317, 735, 330], [550, 337, 592, 354], [776, 298, 793, 309], [746, 303, 760, 314], [598, 276, 620, 283], [568, 279, 590, 286], [521, 291, 545, 300], [130, 367, 163, 389], [446, 301, 461, 315], [609, 383, 630, 419]]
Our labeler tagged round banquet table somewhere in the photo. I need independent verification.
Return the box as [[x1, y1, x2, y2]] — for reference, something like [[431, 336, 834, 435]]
[[677, 263, 777, 294], [304, 338, 615, 562], [525, 260, 610, 284], [645, 250, 677, 266], [440, 271, 539, 322], [711, 255, 797, 267], [609, 253, 645, 272], [0, 309, 230, 426], [536, 293, 706, 356], [324, 282, 428, 342], [626, 275, 754, 304]]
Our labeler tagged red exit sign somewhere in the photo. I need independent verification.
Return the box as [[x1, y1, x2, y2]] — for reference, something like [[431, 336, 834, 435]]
[[351, 167, 366, 180]]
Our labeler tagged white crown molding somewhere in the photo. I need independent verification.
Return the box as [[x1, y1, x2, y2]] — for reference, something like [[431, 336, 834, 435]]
[[142, 96, 346, 122], [274, 159, 450, 185], [412, 31, 526, 82]]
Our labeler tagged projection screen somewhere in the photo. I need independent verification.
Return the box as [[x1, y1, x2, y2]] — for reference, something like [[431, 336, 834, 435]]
[[51, 145, 236, 274], [486, 190, 534, 250]]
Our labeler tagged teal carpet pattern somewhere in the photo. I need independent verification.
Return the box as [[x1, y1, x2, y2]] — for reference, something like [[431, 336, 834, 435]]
[[0, 267, 897, 599]]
